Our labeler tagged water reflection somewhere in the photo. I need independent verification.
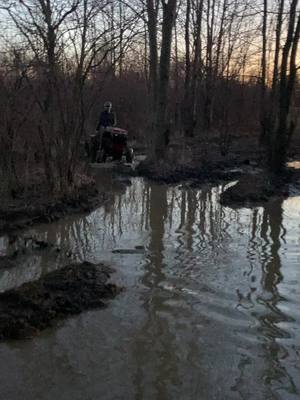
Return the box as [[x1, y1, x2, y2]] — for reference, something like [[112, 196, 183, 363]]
[[259, 201, 298, 396], [0, 176, 299, 399], [133, 185, 181, 399]]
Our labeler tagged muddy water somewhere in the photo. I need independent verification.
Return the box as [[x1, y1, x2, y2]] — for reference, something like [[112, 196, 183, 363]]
[[0, 172, 300, 400]]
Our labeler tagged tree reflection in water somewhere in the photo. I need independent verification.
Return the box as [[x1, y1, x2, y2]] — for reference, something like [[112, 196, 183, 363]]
[[259, 200, 298, 396], [133, 184, 182, 400]]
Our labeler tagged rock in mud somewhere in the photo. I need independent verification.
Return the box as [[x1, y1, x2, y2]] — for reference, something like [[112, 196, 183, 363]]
[[0, 261, 121, 340]]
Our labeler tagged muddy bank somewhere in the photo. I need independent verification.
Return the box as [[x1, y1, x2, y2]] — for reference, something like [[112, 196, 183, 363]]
[[135, 158, 253, 185], [0, 261, 120, 340], [220, 172, 291, 207], [133, 134, 267, 185], [135, 137, 300, 196], [0, 180, 110, 235]]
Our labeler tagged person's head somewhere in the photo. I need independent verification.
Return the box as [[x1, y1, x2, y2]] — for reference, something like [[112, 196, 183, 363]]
[[104, 101, 112, 112]]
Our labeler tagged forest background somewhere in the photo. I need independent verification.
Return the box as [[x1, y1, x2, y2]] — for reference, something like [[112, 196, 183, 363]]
[[1, 0, 300, 199]]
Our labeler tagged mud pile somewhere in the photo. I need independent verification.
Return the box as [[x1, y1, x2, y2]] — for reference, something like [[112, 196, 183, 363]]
[[0, 262, 120, 340]]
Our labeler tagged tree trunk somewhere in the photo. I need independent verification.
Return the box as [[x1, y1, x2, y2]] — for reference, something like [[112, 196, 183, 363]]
[[146, 0, 159, 108], [155, 0, 177, 158], [190, 0, 204, 136], [270, 0, 300, 172], [204, 0, 215, 132], [260, 0, 268, 143], [267, 0, 284, 144], [174, 19, 180, 128], [183, 0, 192, 136]]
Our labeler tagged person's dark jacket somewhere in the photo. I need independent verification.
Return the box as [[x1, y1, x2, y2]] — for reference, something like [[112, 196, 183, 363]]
[[96, 110, 116, 130]]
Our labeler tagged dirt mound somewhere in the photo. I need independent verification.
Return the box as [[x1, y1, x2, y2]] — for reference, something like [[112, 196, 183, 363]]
[[0, 262, 121, 340]]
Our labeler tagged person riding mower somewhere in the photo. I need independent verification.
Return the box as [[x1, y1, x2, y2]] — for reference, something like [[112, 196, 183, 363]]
[[90, 101, 133, 163]]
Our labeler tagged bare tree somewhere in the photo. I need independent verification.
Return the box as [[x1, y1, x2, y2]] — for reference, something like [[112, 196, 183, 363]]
[[0, 51, 33, 198], [269, 0, 300, 171], [260, 0, 268, 143], [146, 0, 159, 107], [183, 0, 191, 136], [145, 0, 178, 158], [2, 0, 140, 193]]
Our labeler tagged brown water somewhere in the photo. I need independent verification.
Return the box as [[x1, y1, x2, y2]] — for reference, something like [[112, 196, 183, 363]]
[[0, 172, 300, 400]]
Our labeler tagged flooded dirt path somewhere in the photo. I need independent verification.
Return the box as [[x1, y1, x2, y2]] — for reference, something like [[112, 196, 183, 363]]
[[0, 170, 299, 399]]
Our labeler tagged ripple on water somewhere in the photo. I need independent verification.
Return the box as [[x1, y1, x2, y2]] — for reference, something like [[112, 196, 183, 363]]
[[0, 177, 299, 399]]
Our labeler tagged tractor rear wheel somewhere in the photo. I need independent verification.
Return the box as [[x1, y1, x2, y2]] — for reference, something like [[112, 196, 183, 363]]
[[125, 147, 134, 163]]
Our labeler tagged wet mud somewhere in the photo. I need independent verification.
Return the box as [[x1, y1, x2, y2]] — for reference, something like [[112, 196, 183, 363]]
[[136, 158, 245, 185], [0, 261, 120, 340], [0, 182, 109, 235], [220, 171, 295, 207], [134, 134, 266, 185]]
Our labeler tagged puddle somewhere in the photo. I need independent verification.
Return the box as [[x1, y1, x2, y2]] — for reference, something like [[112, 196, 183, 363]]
[[0, 171, 299, 399]]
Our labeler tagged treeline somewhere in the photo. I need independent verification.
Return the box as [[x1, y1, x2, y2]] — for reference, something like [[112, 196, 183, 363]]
[[0, 0, 300, 197]]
